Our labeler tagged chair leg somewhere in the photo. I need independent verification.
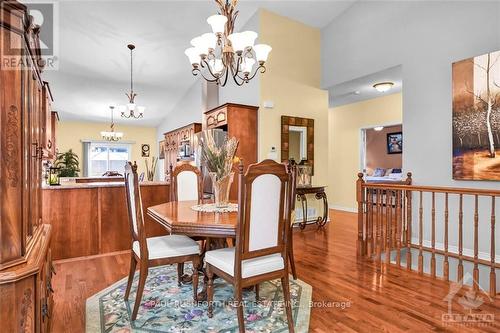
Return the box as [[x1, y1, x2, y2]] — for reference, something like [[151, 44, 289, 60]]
[[207, 265, 214, 318], [192, 257, 200, 302], [124, 254, 137, 300], [131, 263, 148, 321], [177, 263, 184, 286], [255, 283, 260, 302], [288, 226, 297, 280], [235, 286, 245, 333], [281, 274, 295, 333]]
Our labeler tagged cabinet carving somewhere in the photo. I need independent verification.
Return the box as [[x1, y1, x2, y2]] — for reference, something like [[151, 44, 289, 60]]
[[0, 2, 53, 332]]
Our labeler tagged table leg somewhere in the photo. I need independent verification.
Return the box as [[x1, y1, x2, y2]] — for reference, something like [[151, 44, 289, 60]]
[[315, 190, 329, 228], [298, 193, 308, 230]]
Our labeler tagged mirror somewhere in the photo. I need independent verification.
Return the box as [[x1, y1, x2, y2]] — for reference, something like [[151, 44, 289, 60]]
[[281, 116, 314, 174]]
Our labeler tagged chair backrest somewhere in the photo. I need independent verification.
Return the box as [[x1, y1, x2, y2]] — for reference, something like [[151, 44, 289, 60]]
[[170, 163, 203, 202], [124, 162, 148, 257], [235, 159, 292, 268]]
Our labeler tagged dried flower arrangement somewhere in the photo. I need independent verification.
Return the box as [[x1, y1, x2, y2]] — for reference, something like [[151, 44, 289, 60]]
[[199, 130, 239, 207]]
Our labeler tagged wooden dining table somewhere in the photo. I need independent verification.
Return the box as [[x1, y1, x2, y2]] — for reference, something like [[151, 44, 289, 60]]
[[146, 200, 238, 238], [147, 200, 238, 299]]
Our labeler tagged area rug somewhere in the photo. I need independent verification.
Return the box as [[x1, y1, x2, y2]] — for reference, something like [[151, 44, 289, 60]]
[[86, 264, 312, 332]]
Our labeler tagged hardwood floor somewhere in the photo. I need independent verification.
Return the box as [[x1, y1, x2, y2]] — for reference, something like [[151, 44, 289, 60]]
[[51, 210, 499, 332]]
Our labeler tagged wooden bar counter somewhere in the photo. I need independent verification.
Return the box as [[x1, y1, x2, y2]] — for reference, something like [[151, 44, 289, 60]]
[[42, 181, 170, 260]]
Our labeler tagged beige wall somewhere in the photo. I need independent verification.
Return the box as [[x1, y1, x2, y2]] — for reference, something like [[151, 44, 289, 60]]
[[57, 121, 158, 177], [328, 93, 403, 210], [259, 9, 329, 188], [365, 124, 402, 174]]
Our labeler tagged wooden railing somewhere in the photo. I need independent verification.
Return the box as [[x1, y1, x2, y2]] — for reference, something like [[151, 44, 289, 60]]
[[356, 173, 500, 297]]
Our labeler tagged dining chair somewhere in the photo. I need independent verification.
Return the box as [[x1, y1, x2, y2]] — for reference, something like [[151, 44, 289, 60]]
[[287, 163, 298, 280], [205, 159, 295, 333], [169, 162, 203, 203], [123, 162, 201, 321], [169, 162, 205, 278]]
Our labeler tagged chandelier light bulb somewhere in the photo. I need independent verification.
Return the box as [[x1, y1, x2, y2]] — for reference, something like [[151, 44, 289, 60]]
[[240, 31, 258, 49], [127, 103, 136, 111], [210, 59, 224, 75], [241, 58, 255, 74], [253, 44, 272, 63], [201, 33, 217, 52], [207, 14, 227, 34], [136, 106, 145, 116], [228, 33, 246, 54], [185, 47, 200, 65]]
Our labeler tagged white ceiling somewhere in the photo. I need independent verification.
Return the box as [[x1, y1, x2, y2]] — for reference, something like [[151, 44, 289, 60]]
[[327, 65, 403, 107], [40, 0, 357, 126]]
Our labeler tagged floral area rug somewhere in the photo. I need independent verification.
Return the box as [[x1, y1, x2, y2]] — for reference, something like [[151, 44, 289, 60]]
[[86, 264, 312, 332]]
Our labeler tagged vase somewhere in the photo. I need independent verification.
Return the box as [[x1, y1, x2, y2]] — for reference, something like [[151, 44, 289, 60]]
[[210, 172, 234, 208]]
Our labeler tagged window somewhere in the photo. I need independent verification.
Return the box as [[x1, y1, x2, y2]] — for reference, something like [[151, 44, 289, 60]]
[[86, 143, 131, 177]]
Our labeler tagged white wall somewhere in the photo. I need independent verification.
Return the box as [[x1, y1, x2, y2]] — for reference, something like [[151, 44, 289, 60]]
[[156, 80, 203, 179], [322, 1, 500, 264]]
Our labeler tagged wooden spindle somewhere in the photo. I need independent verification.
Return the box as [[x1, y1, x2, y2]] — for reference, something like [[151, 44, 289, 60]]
[[396, 190, 402, 266], [473, 195, 479, 291], [406, 190, 412, 270], [490, 196, 496, 297], [367, 189, 373, 256], [444, 193, 449, 281], [418, 191, 423, 274], [376, 189, 382, 269], [431, 192, 436, 278], [385, 191, 391, 264], [458, 194, 464, 282], [356, 173, 365, 257]]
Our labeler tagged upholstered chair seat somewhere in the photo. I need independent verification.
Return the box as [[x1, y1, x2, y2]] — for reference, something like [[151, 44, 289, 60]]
[[205, 247, 284, 278], [132, 235, 200, 260]]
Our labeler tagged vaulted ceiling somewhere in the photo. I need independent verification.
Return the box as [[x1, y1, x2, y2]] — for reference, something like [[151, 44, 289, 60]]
[[41, 0, 356, 126]]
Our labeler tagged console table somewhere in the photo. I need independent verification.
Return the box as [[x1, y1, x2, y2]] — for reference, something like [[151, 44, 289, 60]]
[[295, 186, 328, 229]]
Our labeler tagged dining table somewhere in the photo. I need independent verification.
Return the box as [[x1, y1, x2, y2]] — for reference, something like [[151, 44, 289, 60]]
[[147, 200, 238, 299]]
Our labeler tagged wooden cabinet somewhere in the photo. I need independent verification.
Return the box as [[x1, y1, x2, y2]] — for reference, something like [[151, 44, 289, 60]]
[[163, 123, 202, 179], [41, 81, 56, 159], [0, 2, 53, 331], [204, 103, 258, 199], [42, 183, 170, 260]]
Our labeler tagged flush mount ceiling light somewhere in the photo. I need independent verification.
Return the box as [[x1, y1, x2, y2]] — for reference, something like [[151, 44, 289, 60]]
[[374, 126, 384, 131], [120, 44, 145, 119], [185, 0, 272, 87], [373, 82, 394, 93], [101, 106, 124, 141]]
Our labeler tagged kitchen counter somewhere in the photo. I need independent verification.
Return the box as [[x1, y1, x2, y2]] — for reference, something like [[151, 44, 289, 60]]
[[42, 180, 167, 189], [42, 181, 170, 260]]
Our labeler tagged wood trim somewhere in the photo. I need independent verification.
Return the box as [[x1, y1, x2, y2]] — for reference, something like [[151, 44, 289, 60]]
[[281, 115, 314, 174], [203, 102, 258, 114]]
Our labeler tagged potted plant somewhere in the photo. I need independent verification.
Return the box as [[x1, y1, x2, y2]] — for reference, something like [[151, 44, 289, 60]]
[[54, 149, 80, 177]]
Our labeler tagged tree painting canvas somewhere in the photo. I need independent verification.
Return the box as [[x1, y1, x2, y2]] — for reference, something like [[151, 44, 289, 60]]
[[452, 51, 500, 180]]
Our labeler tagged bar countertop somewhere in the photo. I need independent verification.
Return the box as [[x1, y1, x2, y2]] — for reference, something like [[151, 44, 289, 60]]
[[42, 180, 169, 190]]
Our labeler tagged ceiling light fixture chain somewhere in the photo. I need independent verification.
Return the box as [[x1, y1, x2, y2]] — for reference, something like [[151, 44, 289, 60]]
[[185, 0, 271, 87]]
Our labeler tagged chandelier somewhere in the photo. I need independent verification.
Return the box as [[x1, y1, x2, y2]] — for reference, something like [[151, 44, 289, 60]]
[[101, 106, 124, 141], [184, 0, 272, 87], [120, 44, 145, 119]]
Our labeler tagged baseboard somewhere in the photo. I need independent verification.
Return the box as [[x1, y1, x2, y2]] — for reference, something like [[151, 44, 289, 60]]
[[329, 205, 357, 213]]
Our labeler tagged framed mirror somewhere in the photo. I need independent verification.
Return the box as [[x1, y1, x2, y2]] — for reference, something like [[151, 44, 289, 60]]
[[281, 116, 314, 174]]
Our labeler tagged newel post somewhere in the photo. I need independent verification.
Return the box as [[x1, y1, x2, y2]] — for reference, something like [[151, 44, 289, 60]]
[[356, 173, 365, 257]]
